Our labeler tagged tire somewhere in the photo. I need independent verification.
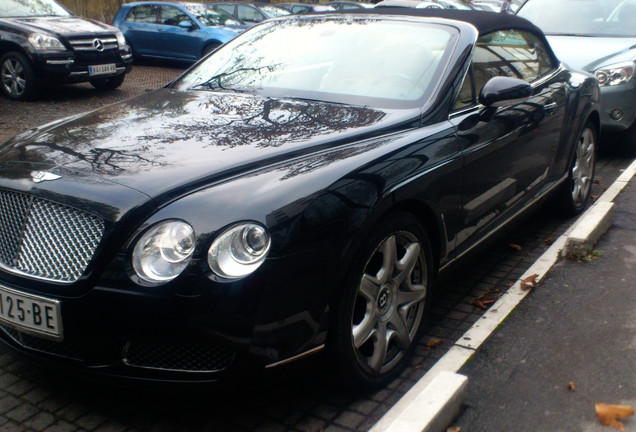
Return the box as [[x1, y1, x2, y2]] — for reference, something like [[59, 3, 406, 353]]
[[0, 51, 39, 101], [618, 120, 636, 156], [202, 42, 221, 58], [555, 120, 597, 216], [330, 212, 434, 388], [90, 74, 125, 91]]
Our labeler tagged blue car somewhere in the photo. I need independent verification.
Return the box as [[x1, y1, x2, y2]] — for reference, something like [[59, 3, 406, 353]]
[[112, 2, 246, 62]]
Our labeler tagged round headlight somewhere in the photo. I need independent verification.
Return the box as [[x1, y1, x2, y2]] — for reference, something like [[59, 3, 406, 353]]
[[132, 220, 196, 284], [208, 223, 271, 280]]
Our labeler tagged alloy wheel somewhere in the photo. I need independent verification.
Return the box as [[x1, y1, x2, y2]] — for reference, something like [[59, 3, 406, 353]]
[[571, 127, 595, 206], [351, 231, 427, 375], [1, 58, 26, 98]]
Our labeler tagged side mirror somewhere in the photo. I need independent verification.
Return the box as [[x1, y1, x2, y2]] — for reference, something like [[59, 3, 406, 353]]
[[479, 76, 532, 108], [178, 20, 194, 30]]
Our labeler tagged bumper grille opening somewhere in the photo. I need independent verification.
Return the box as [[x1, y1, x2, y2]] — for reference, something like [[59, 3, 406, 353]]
[[122, 341, 235, 373], [0, 324, 86, 361], [0, 189, 104, 283]]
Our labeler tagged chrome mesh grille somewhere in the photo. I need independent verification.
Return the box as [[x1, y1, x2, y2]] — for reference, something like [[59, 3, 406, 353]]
[[0, 190, 104, 283], [122, 341, 235, 373]]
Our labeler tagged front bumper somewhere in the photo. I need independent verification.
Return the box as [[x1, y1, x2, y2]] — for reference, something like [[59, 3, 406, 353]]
[[598, 81, 636, 134], [0, 245, 331, 382], [29, 48, 133, 84]]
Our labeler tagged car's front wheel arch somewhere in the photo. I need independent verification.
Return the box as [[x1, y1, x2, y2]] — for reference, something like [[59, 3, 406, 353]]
[[327, 210, 436, 388]]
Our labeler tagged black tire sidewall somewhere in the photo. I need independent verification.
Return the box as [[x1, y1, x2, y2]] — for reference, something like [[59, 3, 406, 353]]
[[0, 51, 38, 101], [560, 121, 597, 216], [329, 212, 434, 389]]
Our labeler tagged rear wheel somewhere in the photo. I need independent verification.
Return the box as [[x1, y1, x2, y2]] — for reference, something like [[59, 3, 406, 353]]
[[555, 121, 596, 216], [0, 51, 39, 101], [330, 212, 433, 388], [90, 74, 125, 91]]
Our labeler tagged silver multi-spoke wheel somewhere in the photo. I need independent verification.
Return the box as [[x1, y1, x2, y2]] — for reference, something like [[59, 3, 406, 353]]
[[0, 52, 37, 101], [1, 57, 27, 98], [351, 231, 427, 375], [571, 127, 595, 206]]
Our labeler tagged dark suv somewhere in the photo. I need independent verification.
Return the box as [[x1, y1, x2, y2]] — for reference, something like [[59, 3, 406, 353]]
[[0, 0, 133, 100]]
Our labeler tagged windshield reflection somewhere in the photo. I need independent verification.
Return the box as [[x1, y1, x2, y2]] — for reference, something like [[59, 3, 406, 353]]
[[0, 0, 70, 17], [518, 0, 636, 37], [174, 17, 456, 108]]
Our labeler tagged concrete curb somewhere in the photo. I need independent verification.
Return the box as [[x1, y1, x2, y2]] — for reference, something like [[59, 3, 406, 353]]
[[370, 158, 636, 432]]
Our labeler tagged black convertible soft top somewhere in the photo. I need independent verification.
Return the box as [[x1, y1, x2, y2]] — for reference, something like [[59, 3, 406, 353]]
[[336, 8, 560, 65]]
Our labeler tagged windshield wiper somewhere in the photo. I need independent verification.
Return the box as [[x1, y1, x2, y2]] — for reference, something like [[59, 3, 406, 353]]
[[546, 32, 597, 37]]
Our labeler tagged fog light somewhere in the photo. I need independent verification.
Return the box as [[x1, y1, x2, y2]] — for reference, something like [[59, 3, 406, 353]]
[[611, 109, 623, 121]]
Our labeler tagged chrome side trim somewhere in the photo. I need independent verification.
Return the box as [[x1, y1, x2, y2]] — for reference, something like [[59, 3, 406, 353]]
[[265, 344, 325, 369], [46, 59, 74, 65], [439, 173, 568, 273]]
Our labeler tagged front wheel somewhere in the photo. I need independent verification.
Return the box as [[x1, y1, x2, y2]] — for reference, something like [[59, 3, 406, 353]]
[[330, 212, 434, 388], [555, 121, 596, 216], [0, 51, 39, 100], [90, 74, 125, 91]]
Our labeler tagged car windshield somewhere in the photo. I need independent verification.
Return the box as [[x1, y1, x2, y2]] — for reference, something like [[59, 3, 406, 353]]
[[517, 0, 636, 37], [184, 4, 243, 26], [174, 17, 456, 108], [0, 0, 70, 17], [260, 5, 292, 16]]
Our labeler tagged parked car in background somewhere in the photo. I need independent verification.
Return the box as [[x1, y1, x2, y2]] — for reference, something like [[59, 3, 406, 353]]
[[326, 1, 374, 10], [0, 9, 599, 387], [374, 0, 443, 8], [517, 0, 636, 147], [278, 3, 336, 13], [112, 2, 246, 62], [0, 0, 133, 100], [435, 0, 474, 9], [207, 2, 290, 26]]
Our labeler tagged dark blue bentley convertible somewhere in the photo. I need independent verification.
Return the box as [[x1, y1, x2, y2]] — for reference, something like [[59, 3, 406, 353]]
[[0, 10, 598, 387]]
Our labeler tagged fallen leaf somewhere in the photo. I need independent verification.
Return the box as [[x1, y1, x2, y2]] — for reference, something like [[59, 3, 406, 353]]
[[593, 179, 601, 185], [506, 281, 515, 288], [473, 289, 500, 309], [596, 403, 634, 431], [509, 243, 523, 251], [447, 427, 461, 432], [425, 338, 444, 349], [591, 194, 599, 202], [567, 381, 576, 392], [545, 237, 555, 246], [520, 274, 539, 291]]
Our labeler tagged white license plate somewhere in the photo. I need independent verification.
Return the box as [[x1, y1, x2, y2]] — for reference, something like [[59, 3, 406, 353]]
[[0, 285, 62, 340], [88, 63, 116, 76]]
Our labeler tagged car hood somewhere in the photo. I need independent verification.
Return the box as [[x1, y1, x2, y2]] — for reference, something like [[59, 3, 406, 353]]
[[0, 89, 412, 203], [546, 35, 636, 71], [5, 16, 115, 37]]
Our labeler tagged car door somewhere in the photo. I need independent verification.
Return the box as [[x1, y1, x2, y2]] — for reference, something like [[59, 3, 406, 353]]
[[451, 29, 567, 253], [122, 5, 160, 57], [157, 5, 202, 61]]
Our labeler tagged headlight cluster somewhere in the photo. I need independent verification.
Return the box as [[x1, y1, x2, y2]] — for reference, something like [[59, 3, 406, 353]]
[[131, 220, 270, 284], [28, 33, 66, 51], [115, 30, 127, 49], [208, 223, 271, 280], [132, 220, 196, 283], [594, 62, 635, 87]]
